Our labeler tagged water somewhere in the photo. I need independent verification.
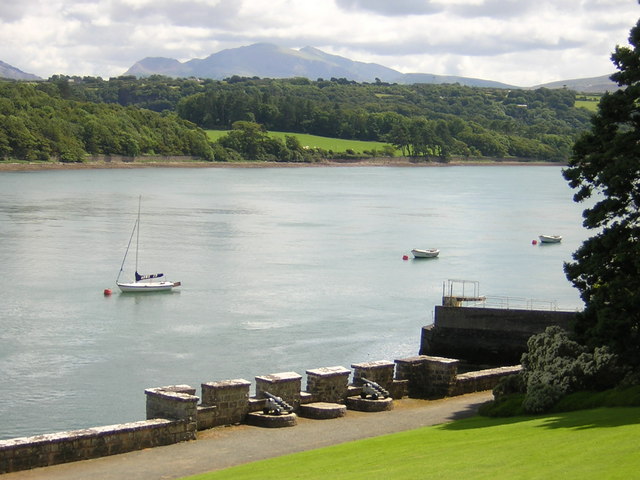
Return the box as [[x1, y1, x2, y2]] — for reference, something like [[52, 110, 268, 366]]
[[0, 165, 587, 440]]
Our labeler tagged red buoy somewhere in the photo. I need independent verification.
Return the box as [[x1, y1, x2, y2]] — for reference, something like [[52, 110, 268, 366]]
[[532, 240, 538, 245], [103, 288, 112, 296], [402, 254, 409, 260]]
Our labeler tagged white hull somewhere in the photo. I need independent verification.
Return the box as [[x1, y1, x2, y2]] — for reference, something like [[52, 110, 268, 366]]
[[539, 235, 562, 243], [411, 248, 440, 258], [117, 281, 181, 293]]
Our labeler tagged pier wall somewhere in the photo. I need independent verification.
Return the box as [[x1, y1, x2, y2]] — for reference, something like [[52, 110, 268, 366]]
[[420, 305, 576, 366]]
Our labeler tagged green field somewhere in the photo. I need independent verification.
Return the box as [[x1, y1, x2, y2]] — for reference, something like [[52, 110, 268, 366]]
[[575, 95, 601, 112], [184, 407, 640, 480], [206, 130, 396, 154]]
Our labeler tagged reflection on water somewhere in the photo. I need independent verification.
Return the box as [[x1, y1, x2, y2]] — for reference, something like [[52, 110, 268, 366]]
[[0, 166, 587, 439]]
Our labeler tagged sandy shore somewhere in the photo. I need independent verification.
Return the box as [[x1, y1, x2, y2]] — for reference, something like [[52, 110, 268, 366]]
[[0, 158, 563, 171]]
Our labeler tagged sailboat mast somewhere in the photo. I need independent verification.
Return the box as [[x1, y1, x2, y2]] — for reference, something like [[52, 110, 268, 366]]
[[135, 195, 141, 274]]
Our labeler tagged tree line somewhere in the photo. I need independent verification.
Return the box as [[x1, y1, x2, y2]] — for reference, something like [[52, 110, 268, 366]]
[[1, 74, 594, 162], [0, 80, 213, 162]]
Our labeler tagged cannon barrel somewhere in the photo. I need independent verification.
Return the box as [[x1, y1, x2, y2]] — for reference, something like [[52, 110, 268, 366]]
[[361, 378, 390, 398], [262, 391, 293, 414]]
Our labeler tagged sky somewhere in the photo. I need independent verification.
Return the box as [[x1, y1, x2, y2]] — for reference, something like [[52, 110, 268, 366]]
[[0, 0, 639, 87]]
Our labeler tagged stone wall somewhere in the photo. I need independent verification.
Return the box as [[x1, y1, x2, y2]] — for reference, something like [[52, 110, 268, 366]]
[[452, 366, 522, 396], [351, 360, 395, 388], [255, 372, 303, 411], [395, 355, 460, 398], [306, 366, 351, 403], [200, 379, 251, 428], [0, 419, 192, 474], [0, 358, 522, 473], [145, 385, 199, 438]]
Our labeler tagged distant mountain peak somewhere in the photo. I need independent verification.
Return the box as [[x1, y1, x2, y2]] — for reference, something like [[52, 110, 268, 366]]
[[0, 60, 41, 81]]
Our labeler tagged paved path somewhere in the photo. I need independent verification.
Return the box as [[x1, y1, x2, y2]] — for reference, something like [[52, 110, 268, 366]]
[[3, 392, 492, 480]]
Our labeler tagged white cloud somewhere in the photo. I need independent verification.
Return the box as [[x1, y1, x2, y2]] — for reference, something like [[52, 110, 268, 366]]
[[0, 0, 638, 85]]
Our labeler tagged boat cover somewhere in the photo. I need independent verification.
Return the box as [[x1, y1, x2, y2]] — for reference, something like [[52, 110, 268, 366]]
[[135, 272, 165, 281]]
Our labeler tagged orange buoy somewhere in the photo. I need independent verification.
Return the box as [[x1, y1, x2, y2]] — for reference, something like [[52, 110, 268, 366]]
[[402, 254, 409, 260], [103, 288, 112, 296]]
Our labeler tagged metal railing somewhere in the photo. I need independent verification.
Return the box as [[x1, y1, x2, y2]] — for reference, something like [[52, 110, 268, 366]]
[[473, 295, 558, 311]]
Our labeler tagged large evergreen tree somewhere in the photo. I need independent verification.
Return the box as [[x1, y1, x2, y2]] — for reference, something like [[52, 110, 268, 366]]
[[563, 18, 640, 368]]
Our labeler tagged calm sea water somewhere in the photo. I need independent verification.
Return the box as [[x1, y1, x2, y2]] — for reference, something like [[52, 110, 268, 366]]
[[0, 165, 587, 440]]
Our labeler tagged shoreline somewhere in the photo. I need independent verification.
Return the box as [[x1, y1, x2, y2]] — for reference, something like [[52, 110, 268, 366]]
[[0, 158, 565, 171]]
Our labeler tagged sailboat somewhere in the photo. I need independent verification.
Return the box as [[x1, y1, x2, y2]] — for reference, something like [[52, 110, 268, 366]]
[[116, 196, 181, 293]]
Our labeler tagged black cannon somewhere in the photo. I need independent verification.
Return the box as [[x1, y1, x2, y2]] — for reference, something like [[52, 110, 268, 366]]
[[360, 378, 390, 400], [262, 391, 294, 415]]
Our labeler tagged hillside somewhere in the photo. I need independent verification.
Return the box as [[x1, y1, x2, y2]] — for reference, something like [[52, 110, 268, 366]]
[[534, 74, 617, 93]]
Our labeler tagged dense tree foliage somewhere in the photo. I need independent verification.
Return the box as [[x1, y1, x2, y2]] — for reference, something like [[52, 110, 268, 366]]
[[0, 80, 214, 161], [563, 19, 640, 369], [174, 77, 589, 160], [49, 74, 593, 161]]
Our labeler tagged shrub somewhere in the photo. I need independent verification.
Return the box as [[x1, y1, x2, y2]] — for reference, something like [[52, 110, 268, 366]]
[[522, 382, 564, 414], [492, 373, 525, 402], [519, 326, 625, 413]]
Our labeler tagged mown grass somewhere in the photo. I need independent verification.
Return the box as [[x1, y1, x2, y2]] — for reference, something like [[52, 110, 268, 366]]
[[183, 406, 640, 480], [206, 130, 396, 154]]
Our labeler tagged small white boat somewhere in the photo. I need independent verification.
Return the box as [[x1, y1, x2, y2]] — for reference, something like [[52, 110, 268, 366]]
[[116, 196, 181, 293], [539, 234, 562, 244], [411, 248, 440, 258], [117, 278, 181, 293]]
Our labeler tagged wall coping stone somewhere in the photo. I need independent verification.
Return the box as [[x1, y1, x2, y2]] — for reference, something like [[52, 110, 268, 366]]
[[456, 365, 522, 380], [395, 355, 459, 365], [202, 379, 251, 388], [351, 360, 394, 369], [145, 387, 199, 403], [255, 372, 302, 383], [306, 366, 350, 377]]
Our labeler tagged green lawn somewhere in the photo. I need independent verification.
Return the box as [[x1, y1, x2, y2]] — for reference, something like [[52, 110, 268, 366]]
[[206, 130, 396, 154], [184, 407, 640, 480]]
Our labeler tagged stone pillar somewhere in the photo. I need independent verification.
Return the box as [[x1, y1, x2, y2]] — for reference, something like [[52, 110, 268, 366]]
[[200, 379, 251, 427], [145, 385, 198, 439], [351, 360, 395, 389], [306, 366, 351, 403], [394, 355, 459, 398], [255, 372, 302, 411]]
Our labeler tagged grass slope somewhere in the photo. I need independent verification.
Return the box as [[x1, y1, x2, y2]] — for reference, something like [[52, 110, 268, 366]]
[[206, 130, 395, 154], [185, 407, 640, 480]]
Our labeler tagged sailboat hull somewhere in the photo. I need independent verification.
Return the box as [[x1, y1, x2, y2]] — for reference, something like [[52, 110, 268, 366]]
[[117, 281, 179, 293]]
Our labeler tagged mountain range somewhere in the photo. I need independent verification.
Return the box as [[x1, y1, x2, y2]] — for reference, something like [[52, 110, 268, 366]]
[[122, 43, 617, 92], [1, 43, 618, 92]]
